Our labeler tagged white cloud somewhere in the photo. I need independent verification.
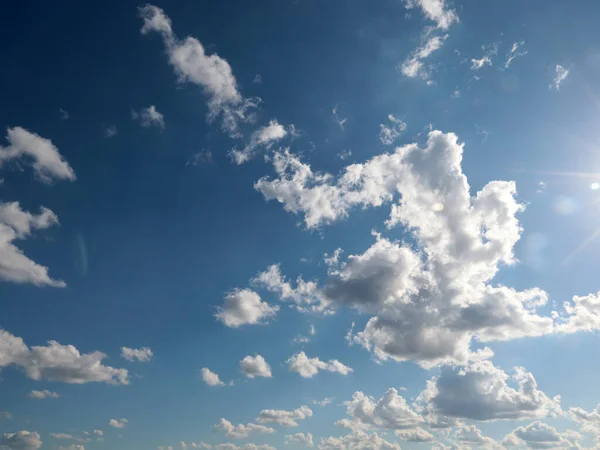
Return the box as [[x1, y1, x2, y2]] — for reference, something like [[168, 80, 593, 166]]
[[230, 120, 288, 164], [200, 367, 227, 387], [568, 404, 600, 435], [336, 388, 423, 431], [555, 291, 600, 333], [454, 424, 503, 449], [240, 354, 272, 378], [132, 105, 165, 129], [139, 5, 257, 137], [550, 65, 569, 90], [379, 115, 407, 146], [0, 328, 129, 384], [92, 430, 103, 438], [59, 109, 70, 121], [108, 418, 128, 429], [313, 398, 333, 407], [257, 405, 313, 427], [215, 289, 279, 328], [419, 360, 561, 422], [285, 432, 314, 446], [187, 150, 213, 166], [28, 390, 59, 399], [504, 41, 527, 69], [400, 33, 448, 80], [0, 202, 65, 287], [214, 419, 275, 439], [0, 127, 75, 183], [121, 347, 153, 362], [471, 43, 499, 70], [395, 427, 434, 442], [333, 105, 347, 130], [0, 431, 42, 450], [318, 431, 401, 450], [104, 125, 118, 138], [503, 421, 581, 449], [404, 0, 458, 30], [56, 445, 85, 450], [50, 433, 77, 440], [213, 444, 275, 450], [286, 352, 352, 378]]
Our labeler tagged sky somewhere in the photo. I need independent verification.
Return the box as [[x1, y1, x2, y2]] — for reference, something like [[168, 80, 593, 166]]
[[1, 0, 600, 449]]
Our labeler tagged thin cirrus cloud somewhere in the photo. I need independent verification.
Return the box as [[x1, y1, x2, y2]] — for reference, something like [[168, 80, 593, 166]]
[[550, 64, 569, 90], [28, 390, 59, 400], [132, 105, 165, 129]]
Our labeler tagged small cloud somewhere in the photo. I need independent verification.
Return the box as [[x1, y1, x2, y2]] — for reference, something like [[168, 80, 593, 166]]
[[332, 105, 347, 130], [476, 125, 490, 142], [379, 114, 407, 145], [59, 109, 70, 120], [471, 42, 499, 70], [312, 397, 333, 407], [187, 149, 213, 166], [0, 411, 12, 420], [240, 354, 272, 378], [121, 346, 153, 362], [253, 74, 262, 84], [337, 150, 352, 160], [109, 418, 128, 429], [200, 367, 229, 387], [536, 181, 547, 194], [132, 105, 165, 129], [451, 88, 460, 99], [28, 389, 59, 399], [104, 125, 118, 138], [504, 41, 527, 69], [550, 64, 569, 90]]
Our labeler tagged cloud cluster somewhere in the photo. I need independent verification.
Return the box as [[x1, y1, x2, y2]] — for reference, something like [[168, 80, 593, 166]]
[[257, 405, 312, 427], [0, 329, 128, 384], [0, 431, 42, 450], [318, 431, 401, 450], [502, 421, 581, 449], [139, 5, 258, 137], [230, 120, 288, 164], [286, 352, 352, 378], [285, 432, 314, 446], [214, 419, 275, 439]]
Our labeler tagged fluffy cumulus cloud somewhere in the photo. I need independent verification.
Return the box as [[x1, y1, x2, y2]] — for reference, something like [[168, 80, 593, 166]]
[[379, 115, 407, 146], [28, 389, 59, 399], [550, 65, 569, 91], [56, 446, 85, 450], [257, 405, 313, 427], [318, 431, 401, 450], [120, 346, 153, 362], [0, 431, 42, 450], [139, 5, 258, 137], [453, 424, 503, 449], [239, 354, 272, 378], [108, 418, 128, 429], [568, 404, 600, 435], [200, 367, 226, 387], [0, 127, 76, 183], [215, 289, 279, 328], [286, 352, 352, 378], [214, 419, 275, 439], [395, 427, 434, 442], [285, 432, 314, 446], [419, 360, 561, 423], [404, 0, 458, 30], [0, 201, 65, 287], [336, 388, 423, 432], [230, 120, 288, 164], [132, 105, 165, 129], [502, 421, 582, 449], [0, 329, 128, 385], [212, 445, 275, 450]]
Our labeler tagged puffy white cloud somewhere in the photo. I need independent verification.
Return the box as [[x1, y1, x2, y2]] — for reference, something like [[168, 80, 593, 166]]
[[214, 444, 275, 450], [200, 367, 227, 387], [0, 201, 65, 287], [257, 405, 313, 427], [230, 120, 288, 164], [395, 427, 435, 442], [453, 424, 504, 449], [214, 419, 275, 439], [286, 352, 352, 378], [139, 5, 257, 137], [336, 388, 423, 431], [215, 289, 279, 328], [132, 105, 165, 129], [28, 389, 59, 399], [0, 127, 76, 183], [108, 418, 128, 429], [470, 43, 499, 71], [419, 361, 561, 422], [555, 291, 600, 333], [503, 421, 581, 449], [400, 33, 448, 80], [404, 0, 458, 30], [0, 328, 128, 384], [504, 41, 527, 69], [0, 431, 42, 450], [285, 433, 314, 446], [240, 354, 272, 378], [550, 65, 569, 91], [121, 347, 153, 362], [379, 115, 406, 146], [568, 404, 600, 435], [318, 431, 401, 450]]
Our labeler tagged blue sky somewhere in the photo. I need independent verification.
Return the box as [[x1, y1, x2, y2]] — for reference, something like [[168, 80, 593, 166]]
[[2, 1, 600, 449]]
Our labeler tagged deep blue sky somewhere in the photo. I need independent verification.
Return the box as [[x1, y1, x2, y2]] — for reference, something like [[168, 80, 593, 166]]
[[2, 1, 600, 450]]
